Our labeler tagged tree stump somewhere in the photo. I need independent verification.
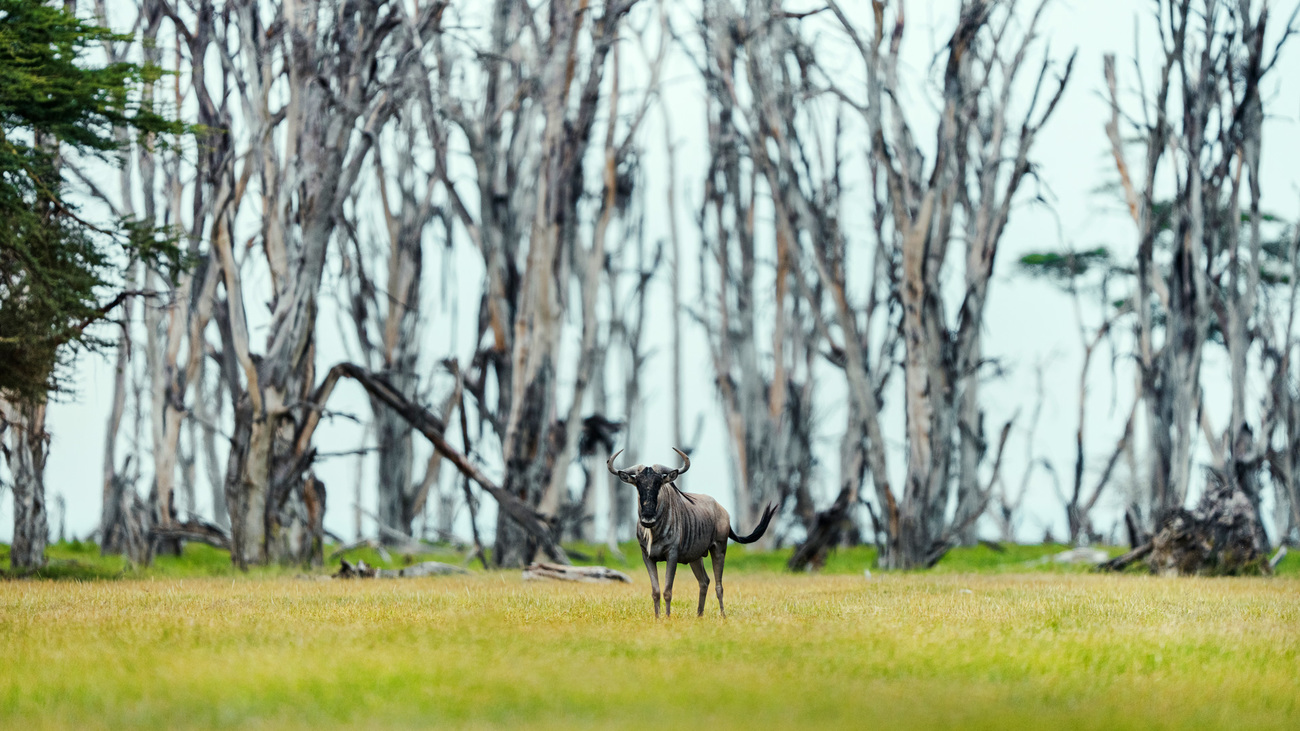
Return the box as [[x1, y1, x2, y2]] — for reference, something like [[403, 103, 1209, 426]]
[[1146, 476, 1270, 576]]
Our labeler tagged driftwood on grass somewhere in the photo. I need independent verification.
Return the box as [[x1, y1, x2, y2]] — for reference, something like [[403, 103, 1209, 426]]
[[149, 520, 231, 551], [376, 562, 468, 578], [334, 559, 377, 578], [522, 562, 631, 583], [1051, 546, 1108, 565], [1099, 542, 1153, 572], [333, 558, 467, 579]]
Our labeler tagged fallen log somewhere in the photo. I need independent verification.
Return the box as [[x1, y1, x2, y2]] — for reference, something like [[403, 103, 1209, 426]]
[[149, 521, 231, 551], [334, 559, 377, 578], [333, 558, 468, 579], [376, 562, 468, 578], [1052, 546, 1109, 565], [522, 562, 631, 583]]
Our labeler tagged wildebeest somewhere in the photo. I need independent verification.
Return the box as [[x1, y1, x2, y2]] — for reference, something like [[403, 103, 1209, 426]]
[[608, 448, 777, 617]]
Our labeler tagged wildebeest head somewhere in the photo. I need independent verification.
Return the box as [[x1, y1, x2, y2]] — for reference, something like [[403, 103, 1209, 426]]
[[607, 448, 691, 528]]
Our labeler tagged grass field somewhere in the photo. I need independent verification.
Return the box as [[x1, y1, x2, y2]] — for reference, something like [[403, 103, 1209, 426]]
[[1, 543, 1297, 729]]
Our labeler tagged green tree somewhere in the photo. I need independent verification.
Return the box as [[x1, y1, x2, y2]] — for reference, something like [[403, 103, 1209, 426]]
[[0, 0, 180, 571], [0, 0, 179, 400]]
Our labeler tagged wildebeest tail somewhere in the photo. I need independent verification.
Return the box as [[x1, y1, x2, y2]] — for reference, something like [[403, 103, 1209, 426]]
[[729, 502, 778, 544]]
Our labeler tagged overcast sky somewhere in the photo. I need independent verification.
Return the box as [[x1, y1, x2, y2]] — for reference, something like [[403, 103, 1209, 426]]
[[7, 0, 1300, 547]]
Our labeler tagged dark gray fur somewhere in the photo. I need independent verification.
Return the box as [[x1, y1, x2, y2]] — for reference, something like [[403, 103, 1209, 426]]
[[608, 448, 777, 617]]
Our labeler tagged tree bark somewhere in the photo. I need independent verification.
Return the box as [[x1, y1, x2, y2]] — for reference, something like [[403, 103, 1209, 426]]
[[2, 401, 49, 570]]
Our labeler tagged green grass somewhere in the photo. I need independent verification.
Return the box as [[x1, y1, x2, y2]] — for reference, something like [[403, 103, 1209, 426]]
[[1, 541, 1298, 729], [1, 571, 1297, 729]]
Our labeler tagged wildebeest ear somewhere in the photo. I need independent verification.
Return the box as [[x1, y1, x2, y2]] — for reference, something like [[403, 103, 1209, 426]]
[[617, 470, 635, 484]]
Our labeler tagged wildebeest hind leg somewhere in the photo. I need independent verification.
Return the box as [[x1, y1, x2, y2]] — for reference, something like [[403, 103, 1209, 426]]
[[710, 543, 727, 617], [689, 559, 710, 616]]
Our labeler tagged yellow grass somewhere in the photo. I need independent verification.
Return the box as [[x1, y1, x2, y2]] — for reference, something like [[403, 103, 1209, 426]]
[[1, 572, 1296, 729]]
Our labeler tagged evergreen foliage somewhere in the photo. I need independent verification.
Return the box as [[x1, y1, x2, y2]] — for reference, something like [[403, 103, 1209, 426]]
[[0, 0, 182, 401]]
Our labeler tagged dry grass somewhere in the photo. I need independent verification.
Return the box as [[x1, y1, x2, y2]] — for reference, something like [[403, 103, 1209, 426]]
[[1, 571, 1296, 729]]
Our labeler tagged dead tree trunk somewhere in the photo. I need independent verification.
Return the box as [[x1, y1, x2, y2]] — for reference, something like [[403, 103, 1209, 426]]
[[100, 313, 133, 554], [1, 400, 49, 571]]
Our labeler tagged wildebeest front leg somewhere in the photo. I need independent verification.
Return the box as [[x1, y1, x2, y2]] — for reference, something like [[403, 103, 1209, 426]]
[[662, 551, 680, 617], [710, 542, 727, 617], [689, 559, 710, 616], [642, 552, 661, 617]]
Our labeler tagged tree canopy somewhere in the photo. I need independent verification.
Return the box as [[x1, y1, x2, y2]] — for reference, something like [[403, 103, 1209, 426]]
[[0, 0, 180, 401]]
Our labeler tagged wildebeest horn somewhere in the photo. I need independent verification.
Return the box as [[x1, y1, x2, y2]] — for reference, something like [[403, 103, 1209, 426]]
[[665, 447, 691, 481], [607, 449, 634, 484]]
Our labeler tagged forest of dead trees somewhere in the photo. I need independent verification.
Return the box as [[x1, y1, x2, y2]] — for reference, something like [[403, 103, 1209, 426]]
[[2, 0, 1298, 573]]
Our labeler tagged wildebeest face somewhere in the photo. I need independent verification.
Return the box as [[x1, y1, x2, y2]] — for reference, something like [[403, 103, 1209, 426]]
[[632, 468, 668, 527], [607, 448, 691, 528]]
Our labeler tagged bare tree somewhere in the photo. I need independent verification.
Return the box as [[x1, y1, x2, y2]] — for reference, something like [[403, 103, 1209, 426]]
[[1264, 219, 1300, 545], [85, 0, 264, 561], [1102, 1, 1296, 542], [692, 0, 824, 545], [419, 0, 644, 566], [1017, 247, 1136, 544], [183, 0, 441, 567], [541, 8, 665, 544], [995, 362, 1049, 543], [816, 0, 1072, 567]]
